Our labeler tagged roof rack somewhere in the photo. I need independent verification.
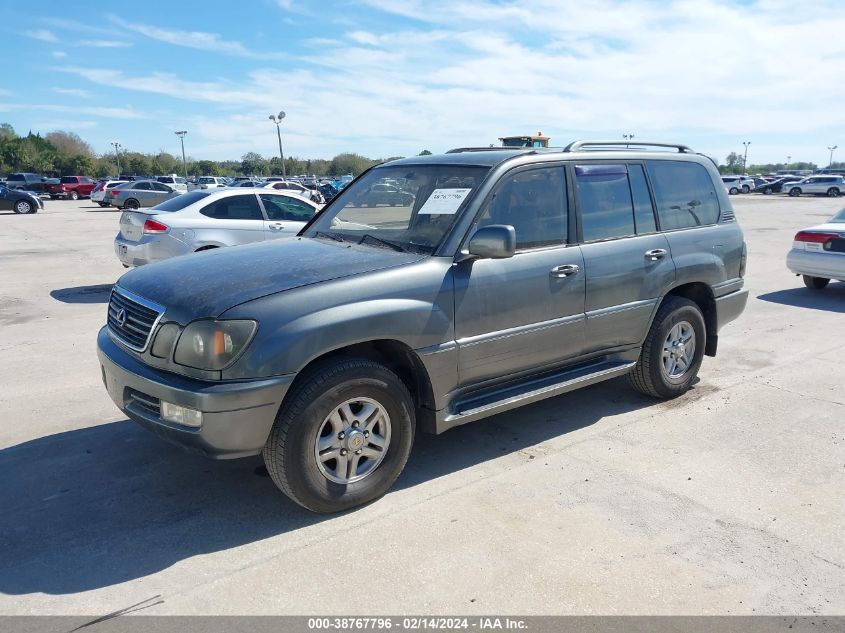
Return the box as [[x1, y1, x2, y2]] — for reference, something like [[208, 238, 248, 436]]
[[446, 147, 533, 154], [563, 140, 694, 153]]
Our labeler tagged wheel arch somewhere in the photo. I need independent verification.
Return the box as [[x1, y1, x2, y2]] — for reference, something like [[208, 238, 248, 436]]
[[659, 282, 718, 357], [283, 339, 437, 433]]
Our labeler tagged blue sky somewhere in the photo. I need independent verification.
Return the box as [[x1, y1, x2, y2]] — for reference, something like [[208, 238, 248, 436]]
[[1, 0, 843, 165]]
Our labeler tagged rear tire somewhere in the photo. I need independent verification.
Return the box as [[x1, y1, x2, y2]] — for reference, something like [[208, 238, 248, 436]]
[[124, 198, 140, 210], [741, 185, 750, 193], [762, 187, 772, 194], [827, 187, 840, 197], [803, 275, 830, 289], [69, 190, 79, 201], [628, 296, 706, 399], [789, 188, 801, 197], [263, 358, 415, 513], [729, 187, 739, 195]]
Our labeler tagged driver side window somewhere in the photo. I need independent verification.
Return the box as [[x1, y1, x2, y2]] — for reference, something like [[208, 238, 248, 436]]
[[477, 166, 568, 250]]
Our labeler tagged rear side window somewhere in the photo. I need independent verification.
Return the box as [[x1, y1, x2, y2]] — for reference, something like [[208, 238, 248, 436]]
[[134, 182, 151, 190], [646, 160, 720, 230], [575, 164, 635, 242], [200, 194, 263, 220], [153, 191, 210, 211]]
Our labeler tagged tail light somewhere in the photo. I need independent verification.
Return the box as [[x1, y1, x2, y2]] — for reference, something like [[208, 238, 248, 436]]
[[794, 231, 838, 252], [143, 218, 169, 234]]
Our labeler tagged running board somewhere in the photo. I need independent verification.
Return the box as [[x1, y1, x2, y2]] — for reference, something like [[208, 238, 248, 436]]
[[442, 360, 636, 429]]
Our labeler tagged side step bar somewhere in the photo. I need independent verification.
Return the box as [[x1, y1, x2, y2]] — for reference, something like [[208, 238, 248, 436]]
[[442, 360, 636, 430]]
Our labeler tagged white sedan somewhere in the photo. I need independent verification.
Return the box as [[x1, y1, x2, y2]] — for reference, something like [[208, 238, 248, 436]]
[[114, 188, 321, 267], [787, 207, 845, 289]]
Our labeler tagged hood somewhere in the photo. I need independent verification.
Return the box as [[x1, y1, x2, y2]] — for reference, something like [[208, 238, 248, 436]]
[[116, 237, 425, 323]]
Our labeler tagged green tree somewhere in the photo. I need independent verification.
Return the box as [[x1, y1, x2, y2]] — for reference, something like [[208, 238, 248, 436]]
[[193, 160, 216, 175], [418, 149, 432, 156], [241, 151, 267, 176], [725, 152, 743, 174]]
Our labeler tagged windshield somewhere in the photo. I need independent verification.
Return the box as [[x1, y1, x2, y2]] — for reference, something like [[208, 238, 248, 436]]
[[830, 208, 845, 223], [304, 164, 489, 253], [151, 191, 210, 211], [198, 177, 215, 184]]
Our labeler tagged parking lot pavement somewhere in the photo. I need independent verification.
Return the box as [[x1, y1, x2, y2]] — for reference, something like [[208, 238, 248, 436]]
[[0, 196, 843, 615]]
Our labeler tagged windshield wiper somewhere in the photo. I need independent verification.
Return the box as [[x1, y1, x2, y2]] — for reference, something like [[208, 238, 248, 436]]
[[314, 230, 344, 243], [358, 234, 407, 253]]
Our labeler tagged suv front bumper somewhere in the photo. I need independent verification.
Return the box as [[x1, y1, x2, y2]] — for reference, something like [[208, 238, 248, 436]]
[[97, 327, 294, 459]]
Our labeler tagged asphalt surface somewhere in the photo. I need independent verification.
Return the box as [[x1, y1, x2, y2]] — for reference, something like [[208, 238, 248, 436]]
[[0, 195, 843, 615]]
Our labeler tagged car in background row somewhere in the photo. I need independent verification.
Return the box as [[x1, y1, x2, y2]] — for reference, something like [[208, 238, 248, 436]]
[[91, 180, 128, 206], [721, 175, 756, 194], [44, 176, 97, 200], [0, 183, 43, 213], [4, 172, 50, 194], [754, 176, 803, 194], [195, 176, 228, 189], [103, 180, 179, 210], [113, 188, 321, 267], [786, 175, 845, 197], [787, 206, 845, 288], [157, 175, 188, 192]]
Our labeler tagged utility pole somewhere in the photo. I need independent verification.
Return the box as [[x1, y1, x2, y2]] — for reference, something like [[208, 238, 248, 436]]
[[175, 131, 188, 179], [110, 141, 122, 176], [268, 111, 287, 179]]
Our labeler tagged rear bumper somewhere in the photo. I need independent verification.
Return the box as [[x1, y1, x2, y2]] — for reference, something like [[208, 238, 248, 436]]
[[787, 249, 845, 280], [714, 288, 748, 331], [114, 232, 191, 267], [97, 327, 293, 459]]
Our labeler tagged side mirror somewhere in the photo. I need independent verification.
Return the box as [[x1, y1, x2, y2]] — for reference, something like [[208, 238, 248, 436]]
[[463, 225, 516, 260]]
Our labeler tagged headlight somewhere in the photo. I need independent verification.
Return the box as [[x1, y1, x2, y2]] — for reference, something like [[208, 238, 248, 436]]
[[173, 320, 257, 370]]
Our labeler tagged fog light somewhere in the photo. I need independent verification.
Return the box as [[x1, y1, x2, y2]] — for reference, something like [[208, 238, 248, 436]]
[[160, 401, 203, 428]]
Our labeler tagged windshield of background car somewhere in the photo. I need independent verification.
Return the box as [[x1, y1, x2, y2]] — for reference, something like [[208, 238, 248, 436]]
[[151, 191, 210, 211], [304, 165, 490, 253], [830, 208, 845, 222]]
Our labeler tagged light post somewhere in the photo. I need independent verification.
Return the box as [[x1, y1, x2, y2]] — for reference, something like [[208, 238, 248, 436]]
[[268, 111, 287, 179], [175, 130, 188, 179], [827, 145, 838, 168], [110, 141, 122, 176], [786, 155, 791, 171], [623, 133, 634, 148], [742, 141, 751, 173]]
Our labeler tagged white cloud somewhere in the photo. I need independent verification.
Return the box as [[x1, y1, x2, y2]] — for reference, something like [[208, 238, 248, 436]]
[[51, 51, 67, 59], [107, 15, 284, 59], [53, 88, 92, 98], [77, 40, 133, 48], [25, 29, 58, 43], [0, 102, 146, 120], [31, 120, 98, 131]]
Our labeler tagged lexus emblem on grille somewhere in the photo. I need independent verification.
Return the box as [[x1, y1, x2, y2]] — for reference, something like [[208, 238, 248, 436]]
[[116, 308, 127, 327]]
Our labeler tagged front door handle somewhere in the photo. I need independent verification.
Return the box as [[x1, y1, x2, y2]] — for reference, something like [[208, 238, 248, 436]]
[[645, 248, 668, 261], [550, 264, 580, 278], [268, 222, 285, 231]]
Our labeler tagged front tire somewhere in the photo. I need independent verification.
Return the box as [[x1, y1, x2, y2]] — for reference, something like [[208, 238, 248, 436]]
[[13, 200, 35, 214], [789, 188, 801, 197], [741, 185, 750, 193], [729, 187, 739, 195], [628, 296, 706, 399], [762, 187, 772, 194], [263, 358, 415, 513], [803, 275, 830, 289]]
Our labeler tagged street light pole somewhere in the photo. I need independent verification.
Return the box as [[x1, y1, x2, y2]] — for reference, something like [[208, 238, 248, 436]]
[[622, 133, 634, 148], [742, 141, 751, 173], [110, 141, 122, 176], [827, 145, 838, 168], [175, 131, 188, 179], [268, 111, 287, 179], [787, 156, 791, 171]]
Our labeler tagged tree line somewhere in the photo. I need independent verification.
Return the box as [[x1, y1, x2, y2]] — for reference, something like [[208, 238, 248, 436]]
[[717, 151, 843, 175], [0, 123, 414, 178]]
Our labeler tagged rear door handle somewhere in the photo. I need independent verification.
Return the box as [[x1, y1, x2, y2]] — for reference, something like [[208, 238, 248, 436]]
[[269, 222, 285, 231], [550, 264, 580, 278], [645, 248, 668, 261]]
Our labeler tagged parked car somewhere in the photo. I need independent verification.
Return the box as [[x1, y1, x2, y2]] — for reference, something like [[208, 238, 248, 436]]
[[318, 182, 339, 202], [44, 175, 97, 200], [113, 189, 321, 267], [263, 180, 325, 204], [4, 172, 49, 194], [787, 207, 845, 288], [195, 176, 228, 189], [786, 175, 845, 197], [721, 175, 756, 194], [91, 180, 128, 206], [754, 177, 802, 195], [103, 180, 179, 210], [234, 180, 265, 188], [0, 183, 43, 213], [97, 140, 748, 513], [157, 175, 188, 192]]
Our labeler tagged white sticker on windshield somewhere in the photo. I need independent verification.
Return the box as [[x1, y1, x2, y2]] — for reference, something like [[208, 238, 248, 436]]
[[418, 188, 472, 215]]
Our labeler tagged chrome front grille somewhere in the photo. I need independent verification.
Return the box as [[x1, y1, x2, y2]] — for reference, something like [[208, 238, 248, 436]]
[[107, 287, 164, 351]]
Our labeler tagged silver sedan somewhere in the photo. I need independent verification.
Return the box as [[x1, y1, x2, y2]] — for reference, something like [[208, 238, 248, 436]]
[[787, 206, 845, 288], [114, 188, 322, 267]]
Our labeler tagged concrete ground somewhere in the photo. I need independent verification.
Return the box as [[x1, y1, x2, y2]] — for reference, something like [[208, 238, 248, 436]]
[[0, 195, 843, 616]]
